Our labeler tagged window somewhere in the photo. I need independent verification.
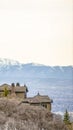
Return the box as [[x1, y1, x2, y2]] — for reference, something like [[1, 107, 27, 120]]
[[42, 104, 47, 108]]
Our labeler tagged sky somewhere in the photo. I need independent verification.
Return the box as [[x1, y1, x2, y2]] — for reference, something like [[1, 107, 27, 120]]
[[0, 0, 73, 66]]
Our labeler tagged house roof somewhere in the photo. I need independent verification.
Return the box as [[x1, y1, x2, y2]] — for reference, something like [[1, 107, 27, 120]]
[[0, 83, 28, 92], [22, 93, 53, 104], [0, 84, 11, 91]]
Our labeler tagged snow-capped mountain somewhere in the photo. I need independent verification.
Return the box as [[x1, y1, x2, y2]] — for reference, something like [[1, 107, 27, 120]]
[[0, 58, 73, 87], [0, 58, 73, 79], [0, 58, 21, 66]]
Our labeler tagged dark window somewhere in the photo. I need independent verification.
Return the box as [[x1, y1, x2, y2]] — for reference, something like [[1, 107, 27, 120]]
[[42, 104, 47, 108]]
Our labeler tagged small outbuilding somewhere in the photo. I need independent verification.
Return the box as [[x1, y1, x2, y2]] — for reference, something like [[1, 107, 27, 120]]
[[22, 93, 53, 111]]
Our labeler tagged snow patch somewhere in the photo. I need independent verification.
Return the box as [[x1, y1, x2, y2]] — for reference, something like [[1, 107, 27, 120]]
[[0, 58, 21, 66]]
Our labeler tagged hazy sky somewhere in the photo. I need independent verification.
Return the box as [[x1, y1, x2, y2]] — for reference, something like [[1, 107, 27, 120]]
[[0, 0, 73, 65]]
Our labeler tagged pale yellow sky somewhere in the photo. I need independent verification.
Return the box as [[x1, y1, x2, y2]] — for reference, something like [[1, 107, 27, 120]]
[[0, 0, 73, 65]]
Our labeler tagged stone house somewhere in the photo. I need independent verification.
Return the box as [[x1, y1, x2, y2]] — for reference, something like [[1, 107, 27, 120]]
[[22, 93, 53, 111], [0, 83, 28, 98]]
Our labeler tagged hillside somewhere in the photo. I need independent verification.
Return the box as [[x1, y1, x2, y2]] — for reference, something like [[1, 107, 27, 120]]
[[0, 98, 69, 130]]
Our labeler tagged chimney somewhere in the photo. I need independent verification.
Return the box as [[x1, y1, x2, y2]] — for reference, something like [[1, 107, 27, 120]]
[[11, 83, 15, 93]]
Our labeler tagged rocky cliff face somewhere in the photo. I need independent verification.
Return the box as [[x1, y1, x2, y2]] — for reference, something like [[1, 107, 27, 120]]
[[0, 98, 69, 130]]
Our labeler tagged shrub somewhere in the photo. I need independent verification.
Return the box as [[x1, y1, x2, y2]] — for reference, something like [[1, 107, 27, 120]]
[[3, 87, 9, 97]]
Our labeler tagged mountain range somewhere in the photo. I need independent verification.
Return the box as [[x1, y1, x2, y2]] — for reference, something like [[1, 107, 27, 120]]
[[0, 58, 73, 85]]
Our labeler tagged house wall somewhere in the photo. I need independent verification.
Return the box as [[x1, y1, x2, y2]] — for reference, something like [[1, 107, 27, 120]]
[[47, 103, 51, 111], [0, 91, 11, 97], [15, 92, 26, 99], [30, 103, 40, 106], [0, 92, 3, 97], [30, 102, 51, 111], [0, 91, 26, 99], [41, 103, 51, 111]]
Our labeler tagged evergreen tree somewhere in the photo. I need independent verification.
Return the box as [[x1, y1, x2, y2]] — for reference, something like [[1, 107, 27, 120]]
[[3, 87, 9, 97], [63, 109, 70, 124]]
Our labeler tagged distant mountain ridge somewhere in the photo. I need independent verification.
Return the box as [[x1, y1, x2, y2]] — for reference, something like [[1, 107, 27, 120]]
[[0, 58, 73, 88], [0, 58, 73, 80]]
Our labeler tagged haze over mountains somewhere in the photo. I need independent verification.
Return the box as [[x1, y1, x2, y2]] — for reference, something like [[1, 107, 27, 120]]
[[0, 58, 73, 112]]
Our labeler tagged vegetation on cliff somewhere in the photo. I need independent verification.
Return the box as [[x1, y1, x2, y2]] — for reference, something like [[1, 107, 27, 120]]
[[0, 98, 69, 130]]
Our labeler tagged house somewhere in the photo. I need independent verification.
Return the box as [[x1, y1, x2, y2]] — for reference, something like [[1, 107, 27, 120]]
[[22, 93, 53, 111], [0, 83, 28, 98]]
